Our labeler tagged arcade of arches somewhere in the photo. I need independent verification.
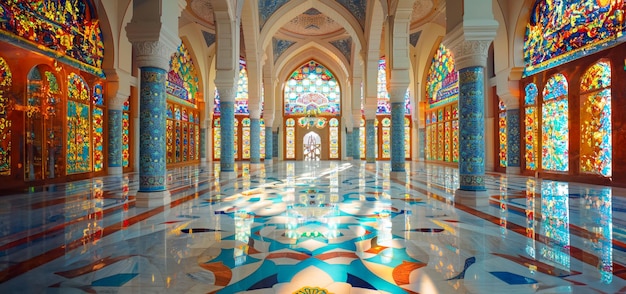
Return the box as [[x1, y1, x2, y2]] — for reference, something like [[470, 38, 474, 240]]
[[1, 0, 626, 293]]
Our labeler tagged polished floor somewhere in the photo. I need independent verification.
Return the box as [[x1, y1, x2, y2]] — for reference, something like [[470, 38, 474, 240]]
[[0, 161, 625, 293]]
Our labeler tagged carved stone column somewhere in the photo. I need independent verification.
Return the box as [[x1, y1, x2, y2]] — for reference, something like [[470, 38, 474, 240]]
[[216, 86, 236, 171]]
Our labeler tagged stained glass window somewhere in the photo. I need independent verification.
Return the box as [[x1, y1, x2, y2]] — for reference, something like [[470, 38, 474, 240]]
[[542, 74, 569, 172], [0, 0, 104, 76], [284, 60, 340, 115], [404, 117, 411, 159], [122, 100, 130, 168], [168, 42, 199, 104], [524, 1, 626, 76], [426, 44, 458, 107], [236, 58, 249, 114], [213, 118, 221, 160], [242, 118, 251, 159], [359, 118, 365, 159], [499, 99, 507, 168], [67, 73, 91, 174], [0, 57, 12, 175], [580, 61, 611, 177], [524, 83, 539, 171], [92, 83, 104, 172], [329, 118, 339, 159], [540, 181, 570, 269], [286, 118, 295, 159]]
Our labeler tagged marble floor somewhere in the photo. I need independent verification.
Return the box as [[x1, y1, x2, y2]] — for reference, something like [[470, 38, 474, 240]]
[[0, 161, 625, 293]]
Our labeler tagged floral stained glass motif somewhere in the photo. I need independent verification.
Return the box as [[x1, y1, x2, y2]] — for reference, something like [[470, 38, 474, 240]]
[[242, 118, 251, 159], [286, 118, 295, 159], [541, 74, 569, 172], [92, 107, 103, 172], [580, 61, 611, 177], [213, 118, 221, 159], [525, 83, 539, 171], [167, 42, 199, 104], [499, 99, 507, 168], [404, 117, 411, 159], [0, 0, 105, 76], [284, 60, 340, 115], [329, 118, 339, 159], [426, 44, 458, 107], [0, 57, 12, 175], [122, 103, 130, 168], [524, 1, 626, 76], [67, 73, 91, 174], [377, 57, 411, 115]]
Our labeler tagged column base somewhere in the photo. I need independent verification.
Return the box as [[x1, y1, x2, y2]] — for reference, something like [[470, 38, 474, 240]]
[[390, 171, 406, 180], [454, 189, 490, 208], [220, 171, 237, 180], [107, 166, 123, 175], [250, 159, 261, 164], [506, 166, 521, 175], [135, 190, 171, 208]]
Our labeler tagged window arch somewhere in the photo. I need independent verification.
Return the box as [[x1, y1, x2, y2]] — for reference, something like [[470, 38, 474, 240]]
[[524, 83, 539, 171], [541, 73, 569, 172], [67, 72, 92, 174], [284, 60, 341, 116], [580, 60, 611, 177]]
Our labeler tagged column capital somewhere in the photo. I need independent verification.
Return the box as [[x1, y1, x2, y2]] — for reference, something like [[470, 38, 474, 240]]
[[109, 93, 129, 110], [388, 83, 409, 103], [215, 85, 237, 102], [444, 22, 497, 69], [131, 40, 176, 70]]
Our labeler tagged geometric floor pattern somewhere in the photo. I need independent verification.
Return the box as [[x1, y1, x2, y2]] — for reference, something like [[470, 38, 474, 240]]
[[1, 161, 625, 293]]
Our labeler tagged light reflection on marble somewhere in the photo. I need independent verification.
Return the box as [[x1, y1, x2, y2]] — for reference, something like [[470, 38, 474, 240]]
[[0, 162, 625, 293]]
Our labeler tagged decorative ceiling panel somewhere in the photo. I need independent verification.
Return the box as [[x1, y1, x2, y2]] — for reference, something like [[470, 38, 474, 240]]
[[282, 9, 343, 36], [259, 0, 290, 30], [335, 0, 366, 29], [330, 37, 352, 64], [273, 38, 296, 63]]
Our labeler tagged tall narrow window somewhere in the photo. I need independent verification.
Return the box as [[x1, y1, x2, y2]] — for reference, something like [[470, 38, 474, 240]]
[[122, 100, 131, 168], [542, 74, 569, 172], [498, 99, 507, 168], [67, 73, 91, 174], [92, 83, 104, 172], [0, 57, 12, 175], [242, 118, 251, 159], [524, 83, 539, 171], [580, 60, 611, 177], [213, 117, 221, 160], [286, 118, 296, 159], [329, 118, 339, 159]]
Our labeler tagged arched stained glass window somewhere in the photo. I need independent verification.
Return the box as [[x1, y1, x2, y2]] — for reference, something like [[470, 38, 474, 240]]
[[236, 58, 249, 114], [524, 1, 626, 76], [580, 60, 611, 177], [0, 57, 12, 175], [426, 44, 458, 107], [284, 60, 340, 115], [67, 73, 91, 174], [524, 83, 539, 170], [168, 42, 199, 103], [376, 57, 411, 115], [542, 74, 569, 172]]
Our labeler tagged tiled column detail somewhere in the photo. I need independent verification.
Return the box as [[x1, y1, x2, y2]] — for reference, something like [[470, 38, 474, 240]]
[[346, 131, 353, 158], [200, 128, 206, 160], [366, 119, 376, 163], [250, 118, 261, 163], [391, 102, 405, 171], [108, 109, 122, 168], [506, 109, 521, 167], [265, 127, 273, 160], [138, 67, 168, 192], [352, 128, 360, 160], [458, 66, 486, 191], [272, 131, 278, 158], [220, 101, 235, 171], [418, 128, 425, 160]]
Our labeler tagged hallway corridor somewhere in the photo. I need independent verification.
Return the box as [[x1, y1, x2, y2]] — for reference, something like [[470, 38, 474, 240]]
[[0, 161, 624, 293]]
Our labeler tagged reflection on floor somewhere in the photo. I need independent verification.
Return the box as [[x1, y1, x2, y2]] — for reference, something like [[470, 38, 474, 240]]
[[0, 161, 625, 293]]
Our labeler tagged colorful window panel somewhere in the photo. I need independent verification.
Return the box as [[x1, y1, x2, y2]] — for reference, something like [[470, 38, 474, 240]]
[[329, 118, 339, 159], [260, 119, 266, 158], [92, 83, 104, 172], [168, 42, 199, 103], [426, 44, 459, 107], [0, 57, 12, 175], [524, 83, 539, 171], [182, 122, 188, 161], [166, 119, 174, 163], [360, 118, 365, 159], [381, 118, 391, 159], [236, 58, 249, 114], [524, 1, 626, 76], [213, 118, 221, 159], [540, 181, 570, 268], [0, 1, 104, 76], [404, 117, 410, 159], [542, 74, 569, 172], [194, 124, 200, 160], [499, 99, 507, 168], [122, 100, 130, 168], [286, 118, 296, 159], [580, 61, 612, 177], [452, 120, 459, 162], [444, 121, 451, 161], [242, 118, 251, 159], [234, 118, 239, 158], [377, 58, 391, 114], [284, 60, 341, 115], [67, 73, 91, 174], [175, 120, 181, 161]]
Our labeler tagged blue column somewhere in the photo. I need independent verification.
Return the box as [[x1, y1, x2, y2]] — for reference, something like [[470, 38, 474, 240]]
[[220, 101, 235, 171], [352, 128, 360, 160], [506, 109, 521, 168], [250, 118, 261, 163], [200, 127, 206, 160], [366, 119, 376, 163], [138, 67, 168, 192], [108, 109, 122, 169], [346, 131, 353, 158], [418, 128, 425, 160], [265, 127, 273, 160], [272, 131, 279, 158], [391, 102, 405, 171], [458, 66, 486, 191]]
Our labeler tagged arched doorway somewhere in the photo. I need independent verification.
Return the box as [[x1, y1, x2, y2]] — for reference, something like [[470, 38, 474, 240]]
[[303, 132, 321, 161]]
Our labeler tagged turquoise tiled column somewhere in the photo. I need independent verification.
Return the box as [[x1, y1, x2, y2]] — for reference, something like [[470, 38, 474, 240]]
[[108, 109, 122, 169], [346, 131, 353, 158], [458, 67, 486, 191], [272, 131, 278, 158], [352, 128, 360, 160], [250, 118, 261, 163], [220, 101, 235, 171], [265, 127, 273, 160], [506, 109, 521, 168], [138, 67, 168, 192], [391, 102, 405, 172], [366, 119, 376, 163]]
